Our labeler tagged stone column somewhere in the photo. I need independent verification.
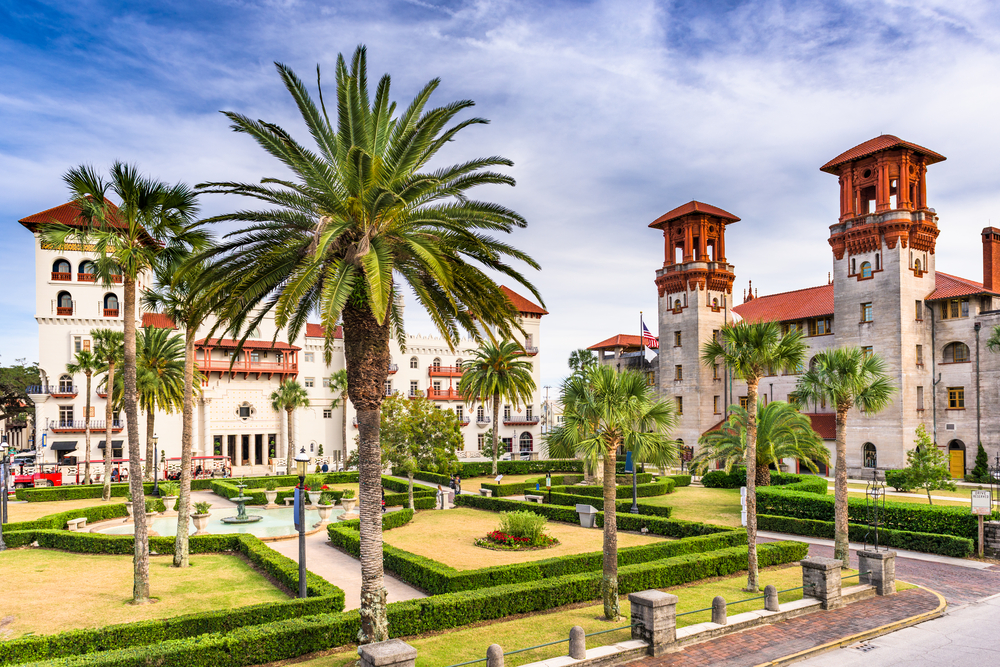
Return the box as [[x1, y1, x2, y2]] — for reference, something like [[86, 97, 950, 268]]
[[628, 589, 678, 657], [858, 550, 896, 596], [200, 397, 210, 458], [801, 557, 843, 610], [358, 639, 416, 667]]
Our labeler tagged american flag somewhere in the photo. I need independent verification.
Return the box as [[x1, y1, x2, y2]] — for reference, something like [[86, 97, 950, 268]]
[[642, 322, 659, 349]]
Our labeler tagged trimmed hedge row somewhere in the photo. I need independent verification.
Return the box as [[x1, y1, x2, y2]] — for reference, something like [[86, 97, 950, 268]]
[[702, 469, 828, 494], [543, 490, 673, 517], [454, 459, 585, 477], [664, 474, 691, 487], [5, 503, 130, 531], [13, 481, 219, 503], [20, 540, 806, 667], [758, 514, 975, 558], [547, 478, 674, 499]]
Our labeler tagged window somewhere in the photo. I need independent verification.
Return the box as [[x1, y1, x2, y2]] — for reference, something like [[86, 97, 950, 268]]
[[962, 299, 970, 317], [875, 253, 880, 271], [861, 302, 873, 323], [525, 334, 533, 349], [712, 363, 720, 380], [384, 380, 392, 396], [432, 357, 441, 370], [943, 342, 970, 364], [456, 405, 464, 420], [674, 331, 682, 347], [250, 351, 260, 363], [914, 258, 922, 273], [305, 352, 315, 363], [503, 405, 511, 418], [409, 356, 418, 369], [809, 318, 832, 336], [675, 396, 683, 415], [477, 434, 486, 450], [74, 336, 82, 353], [103, 293, 118, 315], [323, 409, 332, 418], [647, 371, 655, 386], [59, 374, 73, 392], [943, 298, 970, 319], [238, 404, 252, 419], [916, 345, 923, 366], [948, 387, 965, 409], [304, 377, 315, 388], [321, 377, 330, 387], [78, 260, 95, 278], [526, 405, 533, 418], [409, 380, 419, 396], [862, 443, 877, 469], [860, 261, 872, 278], [712, 329, 719, 341], [673, 299, 681, 311], [52, 259, 71, 277], [432, 380, 441, 392], [59, 405, 74, 425], [861, 346, 873, 358], [713, 396, 721, 414], [851, 258, 856, 275], [915, 300, 923, 321], [477, 405, 485, 422], [56, 291, 73, 314], [739, 396, 749, 410], [675, 365, 683, 380], [917, 386, 924, 411]]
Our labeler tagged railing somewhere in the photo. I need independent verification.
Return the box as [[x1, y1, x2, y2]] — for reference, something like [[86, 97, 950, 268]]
[[459, 416, 471, 425], [197, 359, 298, 375], [503, 415, 540, 425], [56, 306, 74, 316], [49, 420, 124, 432], [476, 416, 492, 425], [51, 272, 72, 281], [51, 385, 78, 397], [97, 390, 108, 398], [388, 364, 399, 373], [428, 365, 464, 377], [104, 308, 119, 317], [444, 622, 639, 667], [78, 273, 96, 282], [427, 388, 463, 400], [524, 346, 539, 355]]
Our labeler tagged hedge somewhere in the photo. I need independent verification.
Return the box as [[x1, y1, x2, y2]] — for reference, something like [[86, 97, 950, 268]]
[[547, 478, 674, 499], [701, 469, 828, 494], [4, 503, 131, 531], [208, 475, 435, 508], [664, 474, 692, 487], [543, 490, 673, 517], [758, 514, 975, 558]]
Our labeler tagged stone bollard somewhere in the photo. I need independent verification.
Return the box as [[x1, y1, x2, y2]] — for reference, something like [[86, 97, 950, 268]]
[[858, 550, 897, 596], [801, 557, 843, 610], [358, 639, 417, 667], [486, 644, 504, 667], [628, 589, 678, 657], [764, 585, 779, 612], [569, 626, 586, 659], [711, 596, 726, 625]]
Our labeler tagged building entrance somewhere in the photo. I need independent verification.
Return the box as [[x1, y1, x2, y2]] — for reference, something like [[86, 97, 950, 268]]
[[948, 440, 966, 479]]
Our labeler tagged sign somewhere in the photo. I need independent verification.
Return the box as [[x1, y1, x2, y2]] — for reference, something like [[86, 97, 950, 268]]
[[293, 487, 302, 531], [495, 474, 503, 484], [972, 490, 992, 515], [624, 451, 634, 474]]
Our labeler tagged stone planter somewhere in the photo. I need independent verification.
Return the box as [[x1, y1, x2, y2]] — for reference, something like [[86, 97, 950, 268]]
[[341, 497, 356, 513], [315, 503, 334, 526], [306, 491, 320, 505], [162, 496, 179, 513], [124, 501, 134, 521], [144, 511, 158, 529], [264, 490, 278, 506], [192, 513, 211, 535]]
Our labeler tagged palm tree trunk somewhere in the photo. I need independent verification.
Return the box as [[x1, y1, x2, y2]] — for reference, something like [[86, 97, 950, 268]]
[[602, 448, 620, 620], [342, 303, 392, 645], [756, 464, 771, 487], [407, 470, 414, 510], [744, 381, 759, 592], [102, 362, 115, 502], [174, 327, 196, 567], [84, 372, 92, 485], [124, 276, 150, 603], [341, 393, 348, 470], [285, 407, 294, 473], [145, 408, 155, 481], [833, 407, 849, 567], [491, 394, 501, 476]]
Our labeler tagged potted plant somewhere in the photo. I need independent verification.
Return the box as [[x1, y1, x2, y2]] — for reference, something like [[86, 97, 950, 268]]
[[304, 474, 325, 505], [263, 479, 279, 506], [315, 491, 335, 524], [192, 501, 212, 535], [159, 482, 179, 513], [340, 488, 356, 513], [143, 498, 158, 531], [124, 490, 134, 521]]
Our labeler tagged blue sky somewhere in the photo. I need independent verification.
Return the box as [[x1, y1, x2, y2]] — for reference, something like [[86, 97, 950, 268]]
[[3, 0, 1000, 389]]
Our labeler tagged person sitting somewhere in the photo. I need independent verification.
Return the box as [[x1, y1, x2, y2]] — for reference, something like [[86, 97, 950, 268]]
[[195, 465, 203, 478], [120, 468, 129, 481], [110, 468, 120, 482]]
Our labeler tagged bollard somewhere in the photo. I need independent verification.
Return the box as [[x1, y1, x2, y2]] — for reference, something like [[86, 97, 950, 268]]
[[711, 595, 726, 625], [764, 585, 779, 612], [486, 644, 504, 667], [628, 589, 678, 656], [569, 626, 586, 659]]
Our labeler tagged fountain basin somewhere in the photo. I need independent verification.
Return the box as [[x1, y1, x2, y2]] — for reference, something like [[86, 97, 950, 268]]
[[97, 507, 342, 539]]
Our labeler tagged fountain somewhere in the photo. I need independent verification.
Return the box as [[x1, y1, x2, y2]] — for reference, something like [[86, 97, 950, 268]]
[[221, 480, 264, 524]]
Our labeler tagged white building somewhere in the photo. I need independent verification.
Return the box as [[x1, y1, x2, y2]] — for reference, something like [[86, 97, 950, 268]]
[[19, 201, 547, 476]]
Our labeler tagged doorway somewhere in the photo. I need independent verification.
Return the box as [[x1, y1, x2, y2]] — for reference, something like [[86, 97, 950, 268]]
[[241, 435, 251, 465], [255, 434, 263, 466], [948, 440, 966, 479], [227, 435, 237, 465]]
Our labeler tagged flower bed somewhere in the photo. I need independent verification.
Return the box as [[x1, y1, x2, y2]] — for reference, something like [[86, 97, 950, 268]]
[[475, 530, 560, 550]]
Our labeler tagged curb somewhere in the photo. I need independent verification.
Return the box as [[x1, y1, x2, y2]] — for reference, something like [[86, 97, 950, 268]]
[[752, 585, 947, 667]]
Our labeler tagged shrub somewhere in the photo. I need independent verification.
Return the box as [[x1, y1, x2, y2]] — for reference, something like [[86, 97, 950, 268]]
[[544, 490, 672, 517], [884, 470, 911, 492], [159, 482, 179, 497], [498, 511, 548, 543], [193, 501, 212, 515], [304, 475, 325, 492], [264, 480, 279, 492], [547, 479, 674, 499], [318, 492, 335, 506], [664, 474, 692, 487], [340, 488, 355, 499]]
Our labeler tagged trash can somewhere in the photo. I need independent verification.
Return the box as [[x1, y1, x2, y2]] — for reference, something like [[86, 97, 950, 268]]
[[575, 504, 598, 528]]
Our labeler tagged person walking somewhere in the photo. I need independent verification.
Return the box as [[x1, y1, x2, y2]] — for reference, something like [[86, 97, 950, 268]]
[[437, 484, 446, 510], [455, 474, 462, 495], [321, 461, 329, 473]]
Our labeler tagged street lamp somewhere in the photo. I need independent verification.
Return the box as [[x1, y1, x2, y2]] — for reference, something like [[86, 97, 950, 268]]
[[295, 445, 310, 599], [152, 434, 159, 496]]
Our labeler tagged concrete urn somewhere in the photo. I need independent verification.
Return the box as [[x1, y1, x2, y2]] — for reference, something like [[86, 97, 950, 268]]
[[315, 503, 334, 524], [124, 501, 134, 520], [162, 496, 179, 513], [340, 497, 356, 513], [264, 490, 278, 506], [192, 513, 211, 535]]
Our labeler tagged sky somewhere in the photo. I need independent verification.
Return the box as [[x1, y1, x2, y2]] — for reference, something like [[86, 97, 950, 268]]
[[3, 0, 1000, 390]]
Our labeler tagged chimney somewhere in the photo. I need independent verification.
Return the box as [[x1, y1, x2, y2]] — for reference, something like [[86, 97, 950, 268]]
[[983, 227, 1000, 292]]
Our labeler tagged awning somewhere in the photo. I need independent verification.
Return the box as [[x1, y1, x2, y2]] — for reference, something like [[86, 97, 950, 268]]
[[51, 441, 78, 451], [97, 440, 124, 449]]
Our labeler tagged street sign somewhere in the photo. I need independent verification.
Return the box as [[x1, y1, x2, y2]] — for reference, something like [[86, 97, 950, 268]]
[[972, 490, 992, 515]]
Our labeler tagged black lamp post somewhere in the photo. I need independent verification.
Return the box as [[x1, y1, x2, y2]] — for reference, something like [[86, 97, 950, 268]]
[[152, 434, 159, 496], [295, 445, 310, 598]]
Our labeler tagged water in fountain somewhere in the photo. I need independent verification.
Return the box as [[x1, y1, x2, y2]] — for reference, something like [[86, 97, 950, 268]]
[[221, 480, 264, 524]]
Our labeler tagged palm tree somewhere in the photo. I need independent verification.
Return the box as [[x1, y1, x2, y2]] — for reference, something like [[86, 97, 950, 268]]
[[142, 260, 215, 567], [547, 365, 678, 620], [91, 329, 123, 502], [693, 400, 829, 486], [329, 369, 349, 469], [986, 325, 1000, 355], [66, 349, 101, 485], [189, 47, 540, 642], [458, 341, 536, 475], [701, 320, 806, 591], [792, 348, 894, 567], [40, 163, 205, 604], [567, 349, 597, 375], [271, 379, 310, 471]]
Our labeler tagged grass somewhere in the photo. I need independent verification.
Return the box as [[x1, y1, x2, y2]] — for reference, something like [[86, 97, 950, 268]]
[[837, 482, 984, 502], [6, 497, 160, 524], [641, 485, 742, 527], [458, 473, 542, 495], [381, 507, 663, 570], [0, 550, 289, 638], [836, 486, 970, 507]]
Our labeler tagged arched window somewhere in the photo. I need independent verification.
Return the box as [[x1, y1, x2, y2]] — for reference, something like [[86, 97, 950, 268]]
[[860, 261, 872, 279], [862, 443, 877, 469], [78, 260, 96, 281], [409, 356, 418, 369], [59, 374, 73, 393], [712, 297, 719, 308], [943, 342, 970, 363], [432, 357, 441, 370], [52, 259, 71, 280], [455, 358, 463, 367], [103, 293, 119, 316], [808, 356, 818, 371], [914, 258, 922, 273], [477, 405, 485, 422], [673, 299, 681, 310], [56, 291, 73, 315], [519, 432, 533, 453]]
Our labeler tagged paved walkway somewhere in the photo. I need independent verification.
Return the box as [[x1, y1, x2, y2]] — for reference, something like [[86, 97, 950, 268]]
[[630, 588, 941, 667]]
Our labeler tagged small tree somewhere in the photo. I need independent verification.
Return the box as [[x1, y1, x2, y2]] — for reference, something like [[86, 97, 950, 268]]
[[904, 425, 957, 504], [970, 443, 990, 483]]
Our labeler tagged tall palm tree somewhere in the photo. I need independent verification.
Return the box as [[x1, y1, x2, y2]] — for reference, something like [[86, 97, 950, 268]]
[[693, 400, 829, 486], [41, 163, 205, 604], [701, 321, 806, 591], [329, 369, 349, 469], [142, 260, 215, 567], [567, 349, 597, 375], [547, 365, 678, 620], [792, 348, 894, 567], [986, 325, 1000, 355], [271, 379, 310, 471], [91, 329, 123, 502], [458, 341, 536, 475], [189, 47, 540, 641], [66, 349, 101, 485]]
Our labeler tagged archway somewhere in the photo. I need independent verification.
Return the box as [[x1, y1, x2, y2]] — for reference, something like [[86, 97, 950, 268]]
[[862, 442, 877, 469], [519, 432, 533, 455], [947, 440, 966, 479]]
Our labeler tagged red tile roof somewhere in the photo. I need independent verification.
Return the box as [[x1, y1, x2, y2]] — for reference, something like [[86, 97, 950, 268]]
[[588, 334, 644, 351], [649, 200, 740, 229], [805, 413, 836, 439], [501, 285, 548, 315], [731, 284, 834, 323], [926, 271, 999, 300], [194, 338, 301, 351], [820, 135, 946, 173], [19, 198, 156, 244], [141, 313, 176, 330], [305, 323, 343, 338]]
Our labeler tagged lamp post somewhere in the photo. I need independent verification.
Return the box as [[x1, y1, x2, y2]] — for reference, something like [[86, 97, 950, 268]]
[[152, 434, 159, 496], [295, 445, 310, 599], [0, 435, 8, 551]]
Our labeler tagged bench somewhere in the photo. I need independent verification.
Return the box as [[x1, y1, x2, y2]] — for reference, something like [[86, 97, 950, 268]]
[[479, 488, 492, 497], [66, 517, 87, 531], [524, 494, 544, 504], [283, 497, 295, 506]]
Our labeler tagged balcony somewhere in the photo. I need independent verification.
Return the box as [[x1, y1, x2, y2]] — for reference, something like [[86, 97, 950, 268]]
[[97, 389, 108, 398], [428, 365, 464, 378], [503, 415, 540, 426], [352, 417, 358, 428], [56, 306, 74, 316], [197, 358, 298, 379], [51, 272, 71, 281], [78, 273, 97, 283], [476, 416, 492, 426], [49, 420, 123, 433], [427, 388, 463, 401], [388, 364, 399, 374], [459, 415, 471, 425], [104, 308, 119, 318], [524, 347, 539, 356], [26, 385, 79, 398]]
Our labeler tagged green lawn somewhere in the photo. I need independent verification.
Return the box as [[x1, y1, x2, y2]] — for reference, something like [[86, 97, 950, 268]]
[[642, 485, 742, 527], [459, 473, 543, 495], [837, 486, 970, 507], [837, 482, 989, 503]]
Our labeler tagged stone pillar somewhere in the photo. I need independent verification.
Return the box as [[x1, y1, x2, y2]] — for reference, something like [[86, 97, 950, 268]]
[[711, 595, 726, 625], [764, 584, 779, 612], [486, 644, 503, 667], [358, 639, 416, 667], [858, 550, 897, 596], [200, 398, 210, 458], [801, 557, 843, 610], [628, 589, 678, 657], [985, 522, 1000, 557], [569, 626, 585, 660]]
